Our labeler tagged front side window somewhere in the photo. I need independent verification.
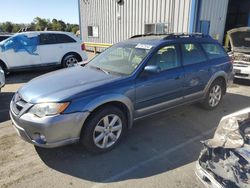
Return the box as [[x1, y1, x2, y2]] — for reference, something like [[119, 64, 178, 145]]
[[39, 34, 57, 45], [0, 34, 38, 55], [181, 43, 207, 65], [201, 43, 227, 59], [147, 45, 179, 71], [87, 43, 153, 75]]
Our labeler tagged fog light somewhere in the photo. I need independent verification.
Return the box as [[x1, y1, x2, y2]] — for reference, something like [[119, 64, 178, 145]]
[[33, 133, 47, 144]]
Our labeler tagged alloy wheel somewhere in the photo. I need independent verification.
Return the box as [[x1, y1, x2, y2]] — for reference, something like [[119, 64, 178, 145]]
[[65, 57, 78, 67], [93, 114, 122, 149], [208, 85, 222, 107]]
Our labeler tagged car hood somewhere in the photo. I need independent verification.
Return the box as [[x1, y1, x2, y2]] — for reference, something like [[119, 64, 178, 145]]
[[227, 27, 250, 52], [18, 66, 121, 103]]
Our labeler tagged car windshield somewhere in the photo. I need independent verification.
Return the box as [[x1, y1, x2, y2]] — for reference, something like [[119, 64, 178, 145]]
[[87, 43, 153, 75]]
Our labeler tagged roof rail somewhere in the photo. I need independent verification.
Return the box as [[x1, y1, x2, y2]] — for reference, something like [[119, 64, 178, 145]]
[[130, 33, 211, 39], [163, 33, 210, 39], [130, 33, 168, 39]]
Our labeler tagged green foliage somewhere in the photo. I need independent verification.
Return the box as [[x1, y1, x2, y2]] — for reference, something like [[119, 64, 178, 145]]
[[0, 17, 79, 34]]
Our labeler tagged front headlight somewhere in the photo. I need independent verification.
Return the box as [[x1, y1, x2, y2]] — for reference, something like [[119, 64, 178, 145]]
[[29, 102, 70, 118]]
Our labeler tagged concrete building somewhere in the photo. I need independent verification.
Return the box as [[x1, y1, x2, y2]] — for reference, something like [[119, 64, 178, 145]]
[[79, 0, 250, 44]]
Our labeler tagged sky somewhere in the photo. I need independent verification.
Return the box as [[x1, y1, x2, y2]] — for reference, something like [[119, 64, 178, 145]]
[[0, 0, 79, 24]]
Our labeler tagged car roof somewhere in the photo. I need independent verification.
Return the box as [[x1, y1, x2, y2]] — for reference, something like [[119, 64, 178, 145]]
[[15, 31, 74, 36], [121, 33, 218, 47]]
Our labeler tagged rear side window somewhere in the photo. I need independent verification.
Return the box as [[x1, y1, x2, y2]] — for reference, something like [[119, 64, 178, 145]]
[[201, 43, 227, 59], [181, 43, 207, 65], [55, 34, 76, 43], [39, 34, 57, 45]]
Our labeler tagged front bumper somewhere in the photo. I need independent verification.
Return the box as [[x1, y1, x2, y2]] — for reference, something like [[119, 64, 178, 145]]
[[10, 109, 90, 148], [233, 63, 250, 80]]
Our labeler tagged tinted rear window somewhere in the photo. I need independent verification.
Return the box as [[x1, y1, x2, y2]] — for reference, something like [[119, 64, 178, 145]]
[[201, 43, 227, 59], [55, 34, 76, 43], [39, 34, 57, 45]]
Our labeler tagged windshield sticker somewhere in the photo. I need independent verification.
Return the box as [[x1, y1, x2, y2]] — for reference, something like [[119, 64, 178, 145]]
[[135, 43, 153, 50]]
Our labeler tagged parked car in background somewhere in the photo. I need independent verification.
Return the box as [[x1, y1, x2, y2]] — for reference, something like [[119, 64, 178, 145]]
[[0, 66, 5, 92], [10, 33, 233, 153], [226, 27, 250, 80], [196, 108, 250, 188], [0, 31, 88, 74], [0, 34, 12, 42]]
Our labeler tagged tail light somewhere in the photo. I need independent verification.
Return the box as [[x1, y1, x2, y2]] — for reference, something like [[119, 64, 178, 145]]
[[81, 43, 86, 51]]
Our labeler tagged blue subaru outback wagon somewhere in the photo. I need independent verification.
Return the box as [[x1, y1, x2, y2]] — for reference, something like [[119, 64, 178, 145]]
[[10, 33, 233, 153]]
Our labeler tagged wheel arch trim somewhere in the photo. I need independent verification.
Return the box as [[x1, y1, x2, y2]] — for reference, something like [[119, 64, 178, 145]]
[[204, 71, 227, 94], [82, 94, 134, 128]]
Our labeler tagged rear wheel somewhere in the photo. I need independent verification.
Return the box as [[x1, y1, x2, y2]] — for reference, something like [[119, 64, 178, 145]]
[[202, 80, 224, 110], [81, 105, 127, 153], [62, 55, 79, 68]]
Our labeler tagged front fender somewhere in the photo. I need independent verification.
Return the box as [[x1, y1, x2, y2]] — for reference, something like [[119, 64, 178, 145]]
[[67, 94, 134, 128]]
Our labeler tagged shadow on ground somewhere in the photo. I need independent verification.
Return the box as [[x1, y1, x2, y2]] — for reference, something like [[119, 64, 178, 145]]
[[36, 92, 250, 183], [234, 78, 250, 86], [0, 92, 14, 123]]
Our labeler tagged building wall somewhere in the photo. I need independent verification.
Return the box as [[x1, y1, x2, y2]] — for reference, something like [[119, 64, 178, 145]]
[[198, 0, 229, 43], [80, 0, 192, 43]]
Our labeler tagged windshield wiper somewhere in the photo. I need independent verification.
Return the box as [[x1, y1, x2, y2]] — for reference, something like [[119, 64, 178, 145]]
[[91, 66, 110, 75]]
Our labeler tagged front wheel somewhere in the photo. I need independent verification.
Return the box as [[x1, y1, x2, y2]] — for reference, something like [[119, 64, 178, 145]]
[[202, 80, 224, 110], [81, 105, 127, 153]]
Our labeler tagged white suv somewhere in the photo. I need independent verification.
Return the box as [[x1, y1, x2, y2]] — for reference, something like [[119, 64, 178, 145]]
[[0, 31, 88, 74]]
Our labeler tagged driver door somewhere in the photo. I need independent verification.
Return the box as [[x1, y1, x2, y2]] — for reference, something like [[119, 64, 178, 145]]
[[135, 44, 185, 118]]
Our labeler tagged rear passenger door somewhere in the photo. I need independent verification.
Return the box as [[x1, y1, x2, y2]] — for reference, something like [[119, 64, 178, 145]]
[[54, 33, 77, 55], [181, 43, 211, 100], [38, 33, 62, 65], [135, 44, 185, 117]]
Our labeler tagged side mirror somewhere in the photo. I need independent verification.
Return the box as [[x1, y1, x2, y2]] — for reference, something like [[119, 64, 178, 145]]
[[143, 65, 161, 74]]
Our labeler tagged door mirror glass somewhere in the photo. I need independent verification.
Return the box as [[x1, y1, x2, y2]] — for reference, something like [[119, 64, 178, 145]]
[[144, 65, 161, 74]]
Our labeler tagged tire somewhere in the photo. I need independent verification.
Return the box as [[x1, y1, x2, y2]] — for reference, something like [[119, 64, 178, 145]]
[[0, 63, 8, 75], [81, 105, 127, 153], [202, 79, 224, 110], [62, 55, 79, 68]]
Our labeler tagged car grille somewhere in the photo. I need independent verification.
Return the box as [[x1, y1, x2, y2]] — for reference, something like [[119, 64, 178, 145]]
[[235, 73, 249, 77], [234, 55, 250, 62], [12, 93, 28, 115]]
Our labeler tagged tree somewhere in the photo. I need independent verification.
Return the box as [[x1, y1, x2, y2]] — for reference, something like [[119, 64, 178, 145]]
[[1, 22, 13, 33], [12, 24, 21, 33], [33, 17, 49, 31], [0, 17, 79, 33]]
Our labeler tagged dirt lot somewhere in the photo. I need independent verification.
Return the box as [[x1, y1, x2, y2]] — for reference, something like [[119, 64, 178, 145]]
[[0, 62, 250, 188]]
